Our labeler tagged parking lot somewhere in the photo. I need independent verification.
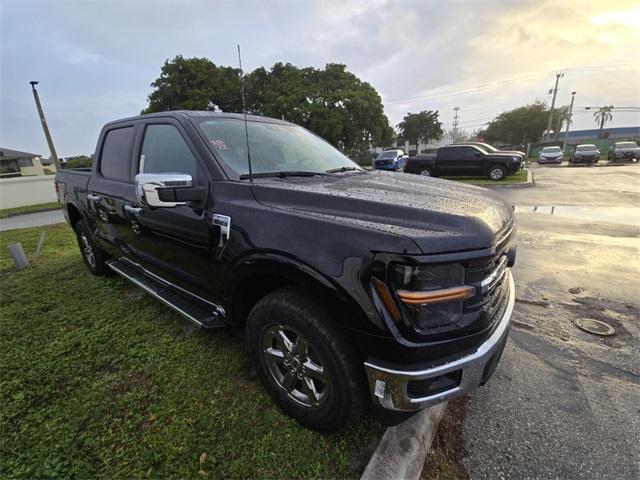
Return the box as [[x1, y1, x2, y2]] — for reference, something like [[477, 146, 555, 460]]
[[442, 164, 640, 478]]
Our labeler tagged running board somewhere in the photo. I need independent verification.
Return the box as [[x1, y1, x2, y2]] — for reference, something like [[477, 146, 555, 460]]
[[107, 258, 226, 329]]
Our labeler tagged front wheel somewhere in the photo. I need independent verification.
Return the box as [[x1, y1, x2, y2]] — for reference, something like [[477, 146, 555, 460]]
[[488, 165, 507, 180], [246, 287, 368, 432], [418, 167, 435, 177]]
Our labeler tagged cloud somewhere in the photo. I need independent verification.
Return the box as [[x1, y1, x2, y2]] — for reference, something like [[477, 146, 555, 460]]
[[1, 0, 638, 155]]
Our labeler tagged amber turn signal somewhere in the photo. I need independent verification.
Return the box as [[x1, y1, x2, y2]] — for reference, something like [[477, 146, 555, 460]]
[[397, 286, 475, 305], [372, 277, 401, 322]]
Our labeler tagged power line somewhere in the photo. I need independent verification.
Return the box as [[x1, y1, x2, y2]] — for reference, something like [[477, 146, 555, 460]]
[[385, 63, 638, 105]]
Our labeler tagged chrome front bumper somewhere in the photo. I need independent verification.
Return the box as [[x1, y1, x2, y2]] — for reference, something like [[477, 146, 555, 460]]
[[364, 269, 515, 412]]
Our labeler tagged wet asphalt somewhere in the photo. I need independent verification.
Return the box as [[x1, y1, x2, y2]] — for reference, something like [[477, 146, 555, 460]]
[[460, 165, 640, 479]]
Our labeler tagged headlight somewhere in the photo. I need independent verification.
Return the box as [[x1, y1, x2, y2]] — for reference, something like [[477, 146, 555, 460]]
[[391, 264, 475, 334], [512, 156, 521, 162]]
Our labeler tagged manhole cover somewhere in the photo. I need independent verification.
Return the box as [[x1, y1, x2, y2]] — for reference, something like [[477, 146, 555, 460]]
[[574, 318, 615, 336]]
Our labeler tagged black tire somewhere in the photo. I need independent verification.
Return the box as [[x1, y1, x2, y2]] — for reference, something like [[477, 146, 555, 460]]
[[488, 165, 507, 180], [246, 287, 368, 433], [418, 167, 435, 177], [74, 219, 108, 276]]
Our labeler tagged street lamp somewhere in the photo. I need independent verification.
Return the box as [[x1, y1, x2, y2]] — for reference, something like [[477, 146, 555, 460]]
[[562, 91, 577, 153]]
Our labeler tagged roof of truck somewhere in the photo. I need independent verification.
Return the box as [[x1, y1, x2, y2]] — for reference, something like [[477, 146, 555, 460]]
[[104, 110, 294, 128]]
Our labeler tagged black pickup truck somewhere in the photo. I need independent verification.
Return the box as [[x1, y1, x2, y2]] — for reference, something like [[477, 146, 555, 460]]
[[404, 144, 523, 180], [55, 111, 516, 432]]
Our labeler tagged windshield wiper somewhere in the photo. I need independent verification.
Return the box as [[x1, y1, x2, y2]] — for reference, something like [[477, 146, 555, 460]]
[[325, 166, 363, 173], [239, 171, 327, 179]]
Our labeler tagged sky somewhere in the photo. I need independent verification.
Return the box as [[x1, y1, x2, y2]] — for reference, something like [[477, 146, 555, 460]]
[[1, 0, 639, 157]]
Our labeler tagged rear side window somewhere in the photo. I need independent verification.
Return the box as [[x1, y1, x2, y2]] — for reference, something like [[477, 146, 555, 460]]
[[439, 147, 458, 160], [100, 127, 134, 182], [140, 124, 197, 178]]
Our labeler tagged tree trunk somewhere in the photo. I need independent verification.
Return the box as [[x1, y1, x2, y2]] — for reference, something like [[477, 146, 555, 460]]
[[599, 115, 605, 138]]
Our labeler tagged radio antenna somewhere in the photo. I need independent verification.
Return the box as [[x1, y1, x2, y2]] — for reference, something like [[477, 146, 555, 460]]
[[237, 44, 253, 183]]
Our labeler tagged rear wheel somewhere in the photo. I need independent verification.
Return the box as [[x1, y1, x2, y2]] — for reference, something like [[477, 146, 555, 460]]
[[418, 167, 434, 177], [488, 165, 507, 180], [75, 219, 108, 276], [246, 287, 368, 432]]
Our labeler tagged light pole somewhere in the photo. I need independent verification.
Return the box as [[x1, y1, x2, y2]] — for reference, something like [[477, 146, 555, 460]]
[[545, 72, 564, 142], [562, 91, 576, 153], [29, 81, 60, 170], [452, 107, 460, 136]]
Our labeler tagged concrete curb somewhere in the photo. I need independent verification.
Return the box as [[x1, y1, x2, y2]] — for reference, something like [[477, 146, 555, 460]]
[[361, 403, 447, 480], [0, 207, 62, 219], [484, 169, 535, 189]]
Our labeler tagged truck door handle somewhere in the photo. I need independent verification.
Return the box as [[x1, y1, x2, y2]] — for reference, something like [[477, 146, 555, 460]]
[[124, 205, 144, 216], [87, 193, 101, 201]]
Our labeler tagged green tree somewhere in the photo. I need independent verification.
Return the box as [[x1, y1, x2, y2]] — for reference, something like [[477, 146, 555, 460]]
[[479, 102, 549, 144], [61, 155, 92, 169], [593, 106, 614, 138], [143, 58, 393, 158], [396, 111, 443, 146], [554, 105, 571, 141], [143, 55, 241, 113]]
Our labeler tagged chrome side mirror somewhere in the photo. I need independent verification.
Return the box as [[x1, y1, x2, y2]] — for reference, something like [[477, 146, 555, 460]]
[[135, 173, 193, 208]]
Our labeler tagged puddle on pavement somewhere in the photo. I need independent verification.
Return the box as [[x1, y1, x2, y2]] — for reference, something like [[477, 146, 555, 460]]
[[515, 205, 640, 226]]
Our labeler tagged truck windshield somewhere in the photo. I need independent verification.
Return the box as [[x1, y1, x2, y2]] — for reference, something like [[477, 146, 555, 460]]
[[196, 118, 360, 177], [376, 151, 397, 159]]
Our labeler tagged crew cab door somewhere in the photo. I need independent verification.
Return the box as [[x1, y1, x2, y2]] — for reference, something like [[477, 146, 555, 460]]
[[86, 123, 139, 256], [458, 146, 485, 175], [123, 121, 221, 294], [436, 147, 461, 176]]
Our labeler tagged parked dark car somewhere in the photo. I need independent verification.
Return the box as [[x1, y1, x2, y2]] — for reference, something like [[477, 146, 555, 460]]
[[55, 111, 516, 432], [373, 149, 407, 171], [570, 144, 600, 165], [607, 141, 640, 162], [454, 142, 526, 160], [403, 145, 523, 180]]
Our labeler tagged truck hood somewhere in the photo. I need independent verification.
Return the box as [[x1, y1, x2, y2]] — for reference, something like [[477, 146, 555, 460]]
[[251, 171, 514, 254]]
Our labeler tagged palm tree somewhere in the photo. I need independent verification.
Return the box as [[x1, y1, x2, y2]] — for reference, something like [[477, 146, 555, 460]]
[[554, 105, 571, 141], [594, 106, 614, 138]]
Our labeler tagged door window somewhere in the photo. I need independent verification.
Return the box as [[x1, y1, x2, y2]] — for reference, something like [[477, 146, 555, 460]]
[[460, 147, 479, 160], [100, 126, 134, 182], [140, 124, 197, 178]]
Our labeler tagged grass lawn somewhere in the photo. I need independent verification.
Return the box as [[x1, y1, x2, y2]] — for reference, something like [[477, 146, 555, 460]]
[[0, 224, 382, 479], [443, 169, 529, 185], [0, 202, 61, 219]]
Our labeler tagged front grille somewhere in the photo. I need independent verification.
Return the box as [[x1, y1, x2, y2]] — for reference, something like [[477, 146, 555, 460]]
[[462, 224, 514, 331]]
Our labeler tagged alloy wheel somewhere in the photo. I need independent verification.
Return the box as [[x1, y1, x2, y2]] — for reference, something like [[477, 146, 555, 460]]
[[262, 324, 330, 408], [490, 168, 504, 180], [80, 233, 96, 268]]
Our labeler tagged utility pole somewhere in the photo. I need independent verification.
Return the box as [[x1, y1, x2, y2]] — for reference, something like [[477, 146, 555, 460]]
[[452, 107, 460, 137], [545, 71, 563, 142], [29, 81, 60, 170], [562, 91, 576, 153]]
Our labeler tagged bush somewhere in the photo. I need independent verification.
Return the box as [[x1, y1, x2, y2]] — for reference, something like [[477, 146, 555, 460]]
[[350, 149, 374, 166]]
